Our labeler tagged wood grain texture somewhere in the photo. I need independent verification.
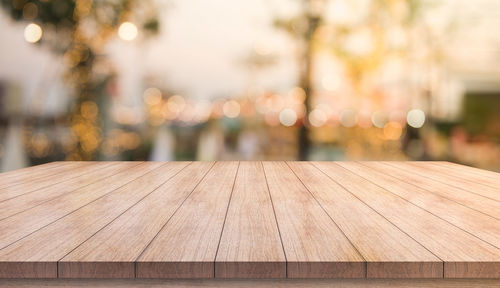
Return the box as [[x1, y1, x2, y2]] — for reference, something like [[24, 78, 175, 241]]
[[444, 262, 500, 278], [0, 162, 139, 221], [136, 161, 239, 279], [388, 162, 500, 202], [59, 162, 214, 278], [0, 161, 499, 280], [0, 162, 189, 278], [427, 162, 499, 188], [215, 162, 286, 279], [0, 162, 101, 202], [262, 161, 365, 279], [0, 162, 162, 250], [313, 162, 500, 278], [0, 262, 56, 279], [338, 162, 500, 249], [287, 161, 443, 278], [0, 162, 76, 190], [1, 279, 499, 288], [361, 161, 500, 219], [434, 161, 500, 181]]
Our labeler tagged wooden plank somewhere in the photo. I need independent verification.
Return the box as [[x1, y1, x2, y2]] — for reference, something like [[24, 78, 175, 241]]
[[361, 162, 500, 220], [433, 161, 500, 181], [0, 161, 59, 175], [136, 161, 239, 279], [0, 162, 77, 189], [0, 162, 140, 221], [262, 161, 365, 279], [0, 162, 106, 202], [215, 162, 286, 279], [287, 161, 442, 278], [1, 279, 500, 288], [387, 162, 500, 202], [0, 161, 498, 281], [0, 162, 163, 251], [313, 162, 500, 278], [0, 162, 62, 177], [59, 162, 214, 278], [425, 162, 499, 189], [339, 162, 500, 249], [0, 162, 189, 278], [0, 162, 88, 190]]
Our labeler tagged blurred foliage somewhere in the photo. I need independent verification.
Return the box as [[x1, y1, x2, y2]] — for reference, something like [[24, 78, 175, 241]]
[[273, 0, 322, 159], [463, 93, 500, 139], [272, 0, 430, 159], [0, 0, 160, 160]]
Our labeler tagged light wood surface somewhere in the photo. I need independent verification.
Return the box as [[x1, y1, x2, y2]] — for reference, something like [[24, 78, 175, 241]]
[[0, 162, 162, 250], [0, 162, 98, 202], [215, 162, 286, 279], [136, 161, 239, 278], [0, 162, 187, 278], [262, 161, 365, 278], [287, 162, 442, 278], [428, 161, 500, 188], [434, 161, 500, 180], [0, 162, 77, 190], [0, 161, 499, 280], [361, 161, 500, 219], [59, 162, 213, 278], [388, 162, 500, 202], [313, 162, 500, 278], [0, 162, 138, 221], [338, 162, 500, 248]]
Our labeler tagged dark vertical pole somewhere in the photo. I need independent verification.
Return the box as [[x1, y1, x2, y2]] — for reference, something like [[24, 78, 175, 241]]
[[297, 15, 320, 161]]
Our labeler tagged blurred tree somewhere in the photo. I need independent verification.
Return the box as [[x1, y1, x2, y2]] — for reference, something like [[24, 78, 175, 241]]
[[274, 0, 429, 160], [274, 0, 324, 160], [0, 0, 159, 160]]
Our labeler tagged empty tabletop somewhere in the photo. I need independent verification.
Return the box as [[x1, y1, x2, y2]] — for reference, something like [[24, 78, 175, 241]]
[[0, 161, 499, 279]]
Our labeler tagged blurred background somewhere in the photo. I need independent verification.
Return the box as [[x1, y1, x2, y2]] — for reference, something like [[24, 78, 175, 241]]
[[0, 0, 499, 172]]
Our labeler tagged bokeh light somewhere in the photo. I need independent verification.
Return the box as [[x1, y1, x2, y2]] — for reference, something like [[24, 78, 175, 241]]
[[1, 0, 499, 171], [309, 109, 327, 127], [143, 88, 162, 106], [23, 23, 42, 43], [167, 95, 186, 114], [407, 109, 426, 128], [279, 108, 297, 127], [340, 109, 357, 128], [222, 100, 241, 118], [118, 22, 138, 41], [371, 111, 387, 128], [384, 122, 403, 140]]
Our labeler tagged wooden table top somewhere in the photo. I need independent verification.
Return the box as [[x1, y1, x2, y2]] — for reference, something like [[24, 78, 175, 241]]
[[0, 161, 498, 280]]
